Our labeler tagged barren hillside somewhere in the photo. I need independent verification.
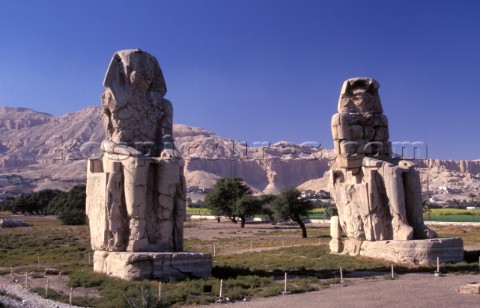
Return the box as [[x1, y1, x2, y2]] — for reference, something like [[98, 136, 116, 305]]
[[1, 106, 480, 202]]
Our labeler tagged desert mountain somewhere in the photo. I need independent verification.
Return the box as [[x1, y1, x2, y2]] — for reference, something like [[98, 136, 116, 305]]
[[1, 106, 480, 203]]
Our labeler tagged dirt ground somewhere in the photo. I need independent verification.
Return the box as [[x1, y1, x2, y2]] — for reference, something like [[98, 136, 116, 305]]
[[2, 218, 480, 307], [184, 218, 320, 240], [195, 273, 480, 308], [185, 220, 480, 307]]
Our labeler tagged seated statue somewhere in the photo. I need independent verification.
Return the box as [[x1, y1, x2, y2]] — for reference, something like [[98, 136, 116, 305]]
[[86, 49, 186, 253], [329, 78, 437, 248]]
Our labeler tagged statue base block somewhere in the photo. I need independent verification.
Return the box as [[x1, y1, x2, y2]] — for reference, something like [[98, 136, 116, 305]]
[[93, 251, 212, 281], [331, 237, 464, 265]]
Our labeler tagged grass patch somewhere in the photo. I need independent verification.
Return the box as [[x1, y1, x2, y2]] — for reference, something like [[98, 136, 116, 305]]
[[186, 208, 212, 215]]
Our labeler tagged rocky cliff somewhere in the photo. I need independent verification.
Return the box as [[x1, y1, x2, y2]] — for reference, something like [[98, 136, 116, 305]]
[[1, 106, 479, 200]]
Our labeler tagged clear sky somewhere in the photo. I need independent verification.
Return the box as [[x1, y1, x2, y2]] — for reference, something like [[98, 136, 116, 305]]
[[1, 0, 479, 160]]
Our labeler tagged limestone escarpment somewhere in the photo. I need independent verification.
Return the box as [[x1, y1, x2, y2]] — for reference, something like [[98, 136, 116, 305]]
[[1, 106, 480, 197]]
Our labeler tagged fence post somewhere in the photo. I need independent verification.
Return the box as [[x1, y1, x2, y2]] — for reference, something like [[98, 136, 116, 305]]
[[434, 257, 441, 276], [45, 279, 49, 297], [25, 272, 28, 288], [282, 272, 290, 294], [69, 287, 73, 305], [158, 281, 162, 301]]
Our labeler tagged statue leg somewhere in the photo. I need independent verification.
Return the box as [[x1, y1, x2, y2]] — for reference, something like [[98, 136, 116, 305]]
[[404, 167, 438, 239], [106, 161, 127, 251], [155, 159, 183, 251], [123, 157, 150, 251], [381, 163, 414, 240]]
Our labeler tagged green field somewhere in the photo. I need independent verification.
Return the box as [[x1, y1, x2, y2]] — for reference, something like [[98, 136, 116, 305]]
[[425, 208, 480, 223], [188, 207, 480, 222]]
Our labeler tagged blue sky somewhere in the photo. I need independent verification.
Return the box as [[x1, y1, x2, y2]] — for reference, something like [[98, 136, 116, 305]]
[[1, 0, 479, 160]]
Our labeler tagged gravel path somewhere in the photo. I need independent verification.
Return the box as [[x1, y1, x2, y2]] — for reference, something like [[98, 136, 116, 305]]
[[193, 273, 480, 308], [0, 276, 81, 308]]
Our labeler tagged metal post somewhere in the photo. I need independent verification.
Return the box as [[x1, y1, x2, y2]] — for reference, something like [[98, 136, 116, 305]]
[[45, 279, 49, 297], [284, 272, 288, 293], [213, 245, 216, 256], [25, 272, 28, 288], [219, 279, 223, 298], [158, 281, 162, 301], [391, 264, 394, 279], [69, 288, 73, 305], [340, 267, 344, 284]]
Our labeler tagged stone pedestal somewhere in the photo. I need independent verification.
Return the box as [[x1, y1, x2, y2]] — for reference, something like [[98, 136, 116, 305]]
[[459, 283, 480, 294], [93, 251, 212, 281], [331, 237, 464, 265]]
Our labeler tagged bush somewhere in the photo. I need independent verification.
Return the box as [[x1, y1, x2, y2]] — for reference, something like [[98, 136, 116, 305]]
[[55, 185, 86, 225], [58, 208, 86, 225]]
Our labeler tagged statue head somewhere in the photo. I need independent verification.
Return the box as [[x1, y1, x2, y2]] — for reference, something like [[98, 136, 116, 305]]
[[103, 49, 167, 101], [101, 49, 173, 156], [337, 77, 382, 114]]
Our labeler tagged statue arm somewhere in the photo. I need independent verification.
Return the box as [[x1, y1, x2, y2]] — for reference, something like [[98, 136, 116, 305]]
[[102, 140, 142, 156]]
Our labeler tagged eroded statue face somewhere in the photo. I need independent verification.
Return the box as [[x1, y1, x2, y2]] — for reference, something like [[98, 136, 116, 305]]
[[351, 92, 374, 112]]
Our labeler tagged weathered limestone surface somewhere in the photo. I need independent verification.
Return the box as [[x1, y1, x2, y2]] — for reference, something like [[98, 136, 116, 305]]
[[328, 78, 463, 264], [359, 238, 464, 265], [93, 251, 212, 281], [86, 49, 211, 280], [459, 282, 480, 294]]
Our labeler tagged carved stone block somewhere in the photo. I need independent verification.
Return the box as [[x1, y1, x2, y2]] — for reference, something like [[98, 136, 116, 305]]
[[86, 49, 211, 280], [328, 78, 461, 264]]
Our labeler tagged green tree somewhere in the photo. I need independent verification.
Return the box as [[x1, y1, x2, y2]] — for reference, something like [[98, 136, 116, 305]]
[[234, 195, 262, 228], [271, 188, 314, 238], [12, 194, 28, 214], [258, 194, 278, 224], [204, 177, 253, 226], [55, 185, 87, 225]]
